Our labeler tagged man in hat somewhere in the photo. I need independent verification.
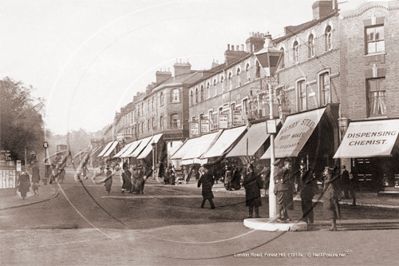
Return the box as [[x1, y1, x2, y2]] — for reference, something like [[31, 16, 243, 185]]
[[198, 164, 215, 209], [274, 158, 293, 222], [296, 160, 317, 229]]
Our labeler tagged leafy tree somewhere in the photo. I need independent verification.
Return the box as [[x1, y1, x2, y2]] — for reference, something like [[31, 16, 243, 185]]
[[0, 77, 46, 163]]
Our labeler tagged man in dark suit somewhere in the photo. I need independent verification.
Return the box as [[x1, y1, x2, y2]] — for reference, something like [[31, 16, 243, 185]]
[[274, 158, 293, 222]]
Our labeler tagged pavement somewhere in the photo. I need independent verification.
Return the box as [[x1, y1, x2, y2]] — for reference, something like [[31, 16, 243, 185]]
[[3, 173, 399, 211], [0, 181, 59, 210]]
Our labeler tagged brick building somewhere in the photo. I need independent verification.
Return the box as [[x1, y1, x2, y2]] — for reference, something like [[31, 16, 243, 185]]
[[334, 0, 399, 193]]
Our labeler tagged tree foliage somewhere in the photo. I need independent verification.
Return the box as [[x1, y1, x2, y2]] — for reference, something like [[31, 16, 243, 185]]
[[0, 77, 46, 162]]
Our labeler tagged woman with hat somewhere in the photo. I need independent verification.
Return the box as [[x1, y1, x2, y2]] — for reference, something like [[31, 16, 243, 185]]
[[120, 163, 132, 193], [18, 166, 31, 200], [103, 165, 113, 193], [322, 166, 341, 231]]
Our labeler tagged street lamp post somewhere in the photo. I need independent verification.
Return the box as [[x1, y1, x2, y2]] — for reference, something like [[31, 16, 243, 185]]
[[254, 33, 283, 218]]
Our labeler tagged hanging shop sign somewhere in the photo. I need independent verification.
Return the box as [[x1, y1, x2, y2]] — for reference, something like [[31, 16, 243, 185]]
[[219, 115, 228, 129], [233, 110, 244, 126], [190, 122, 199, 137], [201, 119, 210, 133]]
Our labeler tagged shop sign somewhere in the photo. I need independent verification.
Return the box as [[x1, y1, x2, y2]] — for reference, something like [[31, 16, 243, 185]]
[[261, 108, 325, 159], [190, 123, 199, 136], [219, 115, 228, 129], [233, 110, 244, 126], [201, 119, 210, 133]]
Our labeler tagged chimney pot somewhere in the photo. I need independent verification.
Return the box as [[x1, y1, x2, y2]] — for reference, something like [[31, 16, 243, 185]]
[[232, 45, 235, 51], [227, 44, 230, 50], [236, 45, 239, 51]]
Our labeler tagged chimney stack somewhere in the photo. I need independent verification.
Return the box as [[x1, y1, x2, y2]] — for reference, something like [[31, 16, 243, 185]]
[[312, 0, 333, 20]]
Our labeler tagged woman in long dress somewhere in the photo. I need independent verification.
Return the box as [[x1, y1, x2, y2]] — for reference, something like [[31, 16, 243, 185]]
[[18, 169, 31, 200], [120, 163, 132, 193]]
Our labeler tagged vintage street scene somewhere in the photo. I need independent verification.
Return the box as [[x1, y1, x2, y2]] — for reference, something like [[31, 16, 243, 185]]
[[1, 0, 399, 265]]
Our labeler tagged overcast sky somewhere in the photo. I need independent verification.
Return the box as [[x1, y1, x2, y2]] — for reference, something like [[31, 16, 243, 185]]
[[1, 0, 371, 135]]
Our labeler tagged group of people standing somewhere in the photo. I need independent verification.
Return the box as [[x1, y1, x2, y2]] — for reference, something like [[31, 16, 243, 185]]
[[98, 162, 147, 194], [17, 160, 41, 199]]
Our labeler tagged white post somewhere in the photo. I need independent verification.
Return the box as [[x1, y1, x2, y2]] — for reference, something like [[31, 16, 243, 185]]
[[268, 82, 277, 218]]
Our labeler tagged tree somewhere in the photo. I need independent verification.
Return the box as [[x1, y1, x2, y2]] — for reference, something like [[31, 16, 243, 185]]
[[0, 77, 46, 163]]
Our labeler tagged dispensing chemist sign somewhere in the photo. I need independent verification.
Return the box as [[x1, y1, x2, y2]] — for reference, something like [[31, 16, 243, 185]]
[[261, 108, 325, 159], [334, 119, 399, 158]]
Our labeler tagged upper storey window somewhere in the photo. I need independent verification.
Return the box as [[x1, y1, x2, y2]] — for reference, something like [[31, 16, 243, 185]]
[[190, 91, 193, 106], [367, 77, 386, 117], [200, 85, 204, 102], [160, 92, 164, 106], [171, 89, 180, 102], [246, 63, 250, 82], [366, 25, 384, 54], [236, 68, 241, 87], [293, 41, 299, 63], [195, 88, 199, 104], [325, 26, 332, 51], [280, 48, 285, 69], [308, 34, 315, 58], [207, 82, 211, 98], [255, 61, 260, 79]]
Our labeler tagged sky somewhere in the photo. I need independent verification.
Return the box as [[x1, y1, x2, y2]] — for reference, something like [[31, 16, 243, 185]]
[[1, 0, 373, 135]]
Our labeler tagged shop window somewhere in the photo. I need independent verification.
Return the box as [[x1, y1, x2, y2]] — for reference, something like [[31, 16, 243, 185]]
[[320, 72, 331, 106], [325, 26, 332, 51], [366, 25, 384, 54], [280, 48, 285, 69], [298, 80, 307, 111], [160, 92, 164, 106], [308, 34, 315, 58], [170, 113, 180, 128], [246, 63, 250, 82], [171, 89, 180, 102], [367, 77, 386, 117], [293, 41, 299, 63]]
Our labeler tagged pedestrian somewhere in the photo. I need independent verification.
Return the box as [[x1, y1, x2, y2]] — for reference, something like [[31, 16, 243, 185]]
[[297, 162, 317, 229], [31, 161, 40, 196], [197, 164, 215, 209], [224, 165, 232, 191], [274, 158, 293, 222], [182, 165, 189, 184], [136, 164, 145, 194], [97, 165, 113, 193], [242, 163, 262, 218], [120, 163, 132, 193], [322, 166, 341, 231], [18, 167, 31, 200], [230, 164, 241, 190], [341, 165, 356, 205], [44, 158, 51, 185], [260, 165, 270, 194]]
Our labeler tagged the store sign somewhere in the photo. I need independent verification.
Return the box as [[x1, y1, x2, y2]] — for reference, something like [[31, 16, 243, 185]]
[[219, 115, 228, 129], [201, 119, 210, 133], [190, 123, 199, 137], [333, 119, 399, 158], [233, 110, 244, 126], [261, 108, 326, 159]]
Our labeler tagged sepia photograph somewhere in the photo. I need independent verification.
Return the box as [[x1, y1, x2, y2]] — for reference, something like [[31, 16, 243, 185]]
[[1, 0, 399, 265]]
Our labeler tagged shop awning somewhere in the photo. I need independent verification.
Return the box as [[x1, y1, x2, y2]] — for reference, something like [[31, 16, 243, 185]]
[[103, 141, 119, 157], [180, 132, 221, 161], [113, 143, 133, 158], [90, 146, 102, 157], [97, 141, 114, 157], [333, 119, 399, 158], [261, 108, 326, 159], [128, 136, 153, 158], [202, 126, 247, 158], [137, 134, 163, 159], [226, 122, 272, 157], [120, 140, 141, 158]]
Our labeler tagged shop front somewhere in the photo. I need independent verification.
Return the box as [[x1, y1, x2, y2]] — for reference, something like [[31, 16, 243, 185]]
[[333, 118, 399, 194], [261, 104, 339, 177]]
